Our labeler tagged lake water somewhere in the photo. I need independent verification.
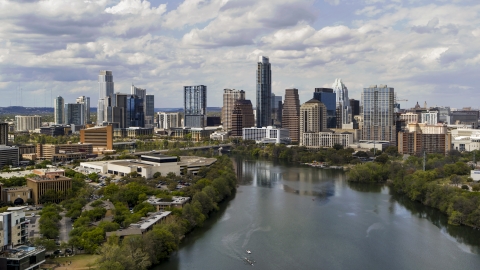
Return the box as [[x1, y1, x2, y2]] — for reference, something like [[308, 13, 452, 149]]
[[156, 157, 480, 270]]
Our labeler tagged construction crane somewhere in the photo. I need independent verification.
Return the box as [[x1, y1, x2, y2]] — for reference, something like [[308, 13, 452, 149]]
[[394, 93, 408, 103]]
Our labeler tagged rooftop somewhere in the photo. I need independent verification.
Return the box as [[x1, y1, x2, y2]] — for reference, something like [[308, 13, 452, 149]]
[[178, 156, 217, 167], [27, 175, 71, 182]]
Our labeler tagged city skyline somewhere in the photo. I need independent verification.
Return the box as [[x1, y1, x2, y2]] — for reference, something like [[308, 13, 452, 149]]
[[0, 0, 478, 109]]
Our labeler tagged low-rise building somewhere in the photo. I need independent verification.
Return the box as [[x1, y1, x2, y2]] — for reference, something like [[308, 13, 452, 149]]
[[242, 126, 290, 144], [1, 187, 32, 205], [301, 131, 353, 149], [106, 211, 171, 238], [80, 125, 114, 154], [0, 207, 46, 269], [210, 131, 229, 141], [178, 156, 217, 175], [26, 173, 72, 204], [145, 196, 190, 211], [36, 143, 94, 161], [113, 127, 153, 138]]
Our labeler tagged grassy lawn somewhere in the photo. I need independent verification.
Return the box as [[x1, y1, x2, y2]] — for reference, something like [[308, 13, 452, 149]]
[[48, 254, 99, 269]]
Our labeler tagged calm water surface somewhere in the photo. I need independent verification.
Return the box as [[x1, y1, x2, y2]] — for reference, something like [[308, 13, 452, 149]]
[[156, 157, 480, 270]]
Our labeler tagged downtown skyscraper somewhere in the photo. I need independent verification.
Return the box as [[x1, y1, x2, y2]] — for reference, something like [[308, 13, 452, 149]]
[[332, 78, 352, 128], [184, 85, 207, 128], [97, 70, 114, 125], [256, 56, 271, 128], [76, 96, 90, 125], [54, 96, 64, 125], [361, 84, 396, 145]]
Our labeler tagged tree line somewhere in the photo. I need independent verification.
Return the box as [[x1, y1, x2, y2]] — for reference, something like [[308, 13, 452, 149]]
[[347, 150, 480, 227]]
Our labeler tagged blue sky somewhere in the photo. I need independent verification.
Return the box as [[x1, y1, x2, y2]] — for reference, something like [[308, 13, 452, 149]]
[[0, 0, 479, 109]]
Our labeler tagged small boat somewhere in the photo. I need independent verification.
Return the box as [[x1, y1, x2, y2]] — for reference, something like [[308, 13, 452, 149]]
[[246, 250, 251, 254], [244, 257, 254, 265]]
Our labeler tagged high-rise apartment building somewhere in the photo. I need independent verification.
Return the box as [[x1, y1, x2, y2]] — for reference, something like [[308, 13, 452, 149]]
[[282, 88, 300, 143], [313, 88, 336, 128], [350, 99, 360, 116], [421, 112, 438, 125], [222, 89, 246, 131], [126, 95, 145, 128], [64, 103, 84, 126], [271, 93, 283, 126], [256, 56, 271, 127], [231, 99, 255, 137], [158, 112, 181, 129], [184, 85, 207, 128], [361, 84, 396, 145], [0, 122, 8, 145], [332, 79, 352, 128], [299, 99, 327, 146], [131, 85, 154, 128], [15, 115, 41, 131], [76, 96, 90, 125], [145, 94, 155, 128], [98, 70, 114, 124], [54, 96, 64, 125]]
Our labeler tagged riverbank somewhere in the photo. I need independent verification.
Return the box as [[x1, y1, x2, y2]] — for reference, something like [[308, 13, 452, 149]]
[[347, 157, 480, 228]]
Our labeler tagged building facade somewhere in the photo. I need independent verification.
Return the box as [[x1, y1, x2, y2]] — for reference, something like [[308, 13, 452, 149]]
[[400, 112, 418, 124], [271, 93, 283, 127], [15, 115, 41, 131], [313, 88, 336, 128], [282, 88, 300, 143], [76, 96, 91, 125], [126, 95, 145, 127], [0, 123, 7, 145], [256, 56, 272, 128], [145, 94, 155, 128], [27, 175, 72, 204], [36, 143, 94, 160], [350, 99, 360, 117], [184, 85, 207, 128], [243, 126, 290, 144], [299, 99, 327, 146], [361, 85, 396, 145], [54, 96, 64, 125], [64, 103, 84, 126], [158, 112, 181, 129], [98, 70, 114, 125], [421, 112, 438, 125], [302, 132, 353, 149], [231, 99, 255, 137], [80, 126, 114, 154], [0, 146, 19, 167], [332, 79, 352, 128], [222, 89, 246, 131]]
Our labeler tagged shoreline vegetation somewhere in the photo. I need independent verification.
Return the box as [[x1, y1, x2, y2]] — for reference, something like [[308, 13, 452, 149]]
[[231, 141, 480, 229], [25, 155, 236, 270]]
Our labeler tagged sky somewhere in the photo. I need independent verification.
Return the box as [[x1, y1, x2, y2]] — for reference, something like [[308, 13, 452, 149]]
[[0, 0, 479, 109]]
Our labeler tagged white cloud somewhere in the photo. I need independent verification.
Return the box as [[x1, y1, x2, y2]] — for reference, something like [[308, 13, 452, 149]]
[[0, 0, 480, 109]]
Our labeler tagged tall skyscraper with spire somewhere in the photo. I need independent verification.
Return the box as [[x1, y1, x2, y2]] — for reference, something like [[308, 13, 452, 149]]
[[54, 96, 64, 125], [332, 78, 352, 128], [256, 56, 271, 127], [97, 70, 114, 125]]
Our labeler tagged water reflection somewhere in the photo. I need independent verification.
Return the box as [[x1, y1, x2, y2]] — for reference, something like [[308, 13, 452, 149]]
[[347, 182, 383, 193], [390, 191, 480, 255]]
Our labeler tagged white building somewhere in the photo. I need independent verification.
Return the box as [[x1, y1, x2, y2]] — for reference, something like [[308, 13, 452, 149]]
[[80, 154, 180, 178], [471, 170, 480, 182], [157, 112, 181, 129], [451, 130, 480, 152], [15, 115, 41, 131], [210, 131, 229, 141], [400, 112, 418, 124], [243, 126, 290, 144], [302, 131, 353, 149], [421, 112, 438, 125]]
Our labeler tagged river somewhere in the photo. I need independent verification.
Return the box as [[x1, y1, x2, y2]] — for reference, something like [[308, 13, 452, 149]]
[[156, 157, 480, 270]]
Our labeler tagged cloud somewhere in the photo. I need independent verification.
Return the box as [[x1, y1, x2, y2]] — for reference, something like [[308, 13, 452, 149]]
[[1, 0, 480, 109]]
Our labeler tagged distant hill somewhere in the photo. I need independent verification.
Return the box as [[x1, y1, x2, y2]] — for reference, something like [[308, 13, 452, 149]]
[[0, 106, 222, 115]]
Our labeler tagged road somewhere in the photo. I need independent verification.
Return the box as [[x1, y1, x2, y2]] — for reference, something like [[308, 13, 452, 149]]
[[59, 212, 72, 243]]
